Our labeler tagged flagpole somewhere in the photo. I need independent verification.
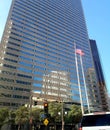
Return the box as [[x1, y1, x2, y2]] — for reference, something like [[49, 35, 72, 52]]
[[74, 42, 84, 115], [80, 54, 90, 113]]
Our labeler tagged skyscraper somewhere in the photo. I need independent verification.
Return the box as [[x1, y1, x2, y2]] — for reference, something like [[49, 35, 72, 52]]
[[89, 39, 109, 111], [0, 0, 95, 111], [86, 68, 102, 112]]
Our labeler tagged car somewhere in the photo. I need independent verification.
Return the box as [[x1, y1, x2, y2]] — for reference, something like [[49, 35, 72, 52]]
[[79, 112, 110, 130]]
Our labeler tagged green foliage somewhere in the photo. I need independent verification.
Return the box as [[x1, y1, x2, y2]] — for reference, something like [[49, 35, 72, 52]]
[[48, 102, 62, 122], [0, 103, 82, 129], [0, 107, 9, 128], [31, 107, 43, 122], [68, 104, 82, 124], [8, 110, 16, 124], [15, 106, 29, 125], [48, 102, 82, 124]]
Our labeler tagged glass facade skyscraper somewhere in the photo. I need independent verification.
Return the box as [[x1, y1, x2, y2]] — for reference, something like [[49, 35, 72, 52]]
[[86, 68, 102, 112], [89, 39, 109, 111], [0, 0, 94, 110]]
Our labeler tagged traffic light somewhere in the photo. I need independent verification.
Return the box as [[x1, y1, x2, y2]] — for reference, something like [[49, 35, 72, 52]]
[[44, 102, 48, 113], [34, 101, 37, 106]]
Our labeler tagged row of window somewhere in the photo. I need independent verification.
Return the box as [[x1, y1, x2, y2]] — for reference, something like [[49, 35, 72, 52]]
[[12, 21, 75, 53], [11, 6, 79, 40], [1, 93, 29, 99], [4, 57, 17, 63], [0, 77, 14, 83], [8, 29, 71, 58], [13, 95, 29, 99], [0, 77, 31, 85], [2, 70, 16, 76], [3, 57, 77, 76], [0, 84, 13, 90], [11, 22, 77, 58], [11, 16, 74, 48], [0, 84, 30, 92], [2, 66, 78, 82], [0, 102, 24, 107], [14, 0, 75, 28], [5, 46, 74, 65], [17, 73, 32, 79]]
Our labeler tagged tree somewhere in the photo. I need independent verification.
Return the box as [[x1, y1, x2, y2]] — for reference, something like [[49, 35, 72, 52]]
[[7, 110, 16, 128], [31, 107, 43, 122], [48, 102, 62, 123], [68, 104, 82, 124], [0, 107, 9, 129], [15, 106, 29, 130]]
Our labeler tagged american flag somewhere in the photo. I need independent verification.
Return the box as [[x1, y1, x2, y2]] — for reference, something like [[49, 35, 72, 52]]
[[76, 49, 84, 56]]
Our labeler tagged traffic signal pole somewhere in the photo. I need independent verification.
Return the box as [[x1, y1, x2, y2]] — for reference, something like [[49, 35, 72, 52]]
[[44, 102, 48, 113], [44, 101, 49, 130]]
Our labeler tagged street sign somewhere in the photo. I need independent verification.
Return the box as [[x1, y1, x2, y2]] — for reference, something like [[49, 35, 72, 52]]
[[43, 118, 49, 126], [41, 113, 46, 119]]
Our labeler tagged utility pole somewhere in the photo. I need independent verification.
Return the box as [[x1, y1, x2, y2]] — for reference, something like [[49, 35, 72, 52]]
[[44, 101, 49, 130], [29, 94, 33, 130], [62, 101, 64, 130]]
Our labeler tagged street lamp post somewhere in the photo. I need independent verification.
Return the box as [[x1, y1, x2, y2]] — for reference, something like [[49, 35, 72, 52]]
[[58, 101, 67, 130], [29, 93, 33, 130], [62, 101, 64, 130]]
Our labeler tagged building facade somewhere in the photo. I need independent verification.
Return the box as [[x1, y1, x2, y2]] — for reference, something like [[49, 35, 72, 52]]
[[86, 68, 102, 112], [89, 39, 109, 111], [0, 0, 96, 111]]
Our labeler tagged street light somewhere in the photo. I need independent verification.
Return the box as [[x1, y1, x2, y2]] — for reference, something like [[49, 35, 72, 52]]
[[29, 94, 33, 130], [58, 101, 67, 130], [62, 101, 64, 130]]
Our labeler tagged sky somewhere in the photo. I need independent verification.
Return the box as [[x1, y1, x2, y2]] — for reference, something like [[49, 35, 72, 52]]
[[0, 0, 110, 92], [82, 0, 110, 93]]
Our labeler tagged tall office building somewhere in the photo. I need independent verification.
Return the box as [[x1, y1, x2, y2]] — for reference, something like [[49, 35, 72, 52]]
[[86, 68, 102, 112], [0, 0, 96, 111], [89, 39, 109, 111]]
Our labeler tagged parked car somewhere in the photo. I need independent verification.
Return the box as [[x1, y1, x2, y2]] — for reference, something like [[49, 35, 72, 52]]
[[79, 112, 110, 130]]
